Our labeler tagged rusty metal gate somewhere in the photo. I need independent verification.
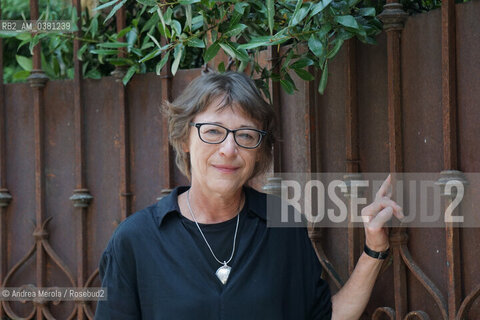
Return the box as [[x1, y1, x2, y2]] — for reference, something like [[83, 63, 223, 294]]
[[1, 0, 479, 319]]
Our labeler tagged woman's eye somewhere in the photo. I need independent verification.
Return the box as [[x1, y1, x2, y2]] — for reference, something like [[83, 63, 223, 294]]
[[204, 129, 221, 135], [238, 133, 254, 140]]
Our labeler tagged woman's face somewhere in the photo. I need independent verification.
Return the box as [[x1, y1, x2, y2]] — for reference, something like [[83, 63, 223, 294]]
[[185, 98, 261, 197]]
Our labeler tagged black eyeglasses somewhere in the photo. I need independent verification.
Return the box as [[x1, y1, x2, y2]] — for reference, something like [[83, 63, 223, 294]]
[[190, 122, 267, 149]]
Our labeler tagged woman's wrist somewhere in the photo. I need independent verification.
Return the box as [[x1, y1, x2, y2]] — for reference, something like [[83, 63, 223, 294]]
[[363, 244, 390, 260]]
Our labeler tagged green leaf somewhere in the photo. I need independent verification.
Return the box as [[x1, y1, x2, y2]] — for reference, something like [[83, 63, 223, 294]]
[[141, 14, 159, 33], [171, 20, 182, 36], [358, 7, 376, 16], [290, 4, 311, 27], [219, 42, 236, 60], [186, 37, 205, 48], [238, 60, 248, 72], [137, 0, 157, 5], [12, 70, 30, 81], [335, 15, 359, 29], [82, 62, 89, 76], [218, 61, 225, 72], [234, 2, 249, 14], [326, 39, 344, 59], [147, 33, 161, 48], [156, 51, 170, 75], [138, 48, 162, 63], [294, 68, 314, 81], [219, 42, 249, 62], [237, 34, 288, 50], [77, 43, 88, 61], [223, 24, 247, 38], [104, 0, 127, 23], [237, 37, 270, 50], [191, 15, 203, 31], [311, 0, 333, 16], [203, 41, 220, 62], [140, 42, 154, 50], [290, 0, 303, 27], [16, 55, 33, 71], [157, 8, 166, 35], [280, 78, 295, 95], [267, 0, 274, 35], [308, 34, 324, 58], [318, 62, 328, 94], [164, 7, 173, 24], [117, 26, 132, 39], [41, 52, 55, 77], [171, 45, 183, 75], [179, 0, 200, 4], [90, 49, 118, 55], [127, 28, 138, 51], [106, 58, 135, 66], [185, 4, 192, 31], [290, 57, 314, 69], [15, 33, 31, 41], [86, 69, 101, 79], [122, 65, 136, 85], [97, 42, 128, 48], [95, 0, 118, 11], [90, 16, 98, 37], [67, 68, 74, 79]]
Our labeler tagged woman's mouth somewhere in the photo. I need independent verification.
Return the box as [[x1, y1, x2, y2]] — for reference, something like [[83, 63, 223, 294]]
[[213, 165, 239, 173]]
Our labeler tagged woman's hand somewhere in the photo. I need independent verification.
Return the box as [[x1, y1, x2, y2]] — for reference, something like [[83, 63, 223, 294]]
[[361, 174, 404, 252]]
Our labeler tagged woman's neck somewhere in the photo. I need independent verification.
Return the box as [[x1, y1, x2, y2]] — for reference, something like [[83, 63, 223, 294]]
[[179, 186, 244, 224]]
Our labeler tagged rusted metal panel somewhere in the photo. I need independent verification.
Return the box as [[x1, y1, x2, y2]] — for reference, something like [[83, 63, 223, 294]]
[[441, 0, 462, 318], [356, 33, 389, 173], [1, 1, 480, 316], [82, 77, 122, 273], [127, 73, 169, 210], [402, 9, 443, 173], [316, 45, 347, 173], [402, 8, 451, 320], [456, 1, 480, 318], [43, 80, 78, 319]]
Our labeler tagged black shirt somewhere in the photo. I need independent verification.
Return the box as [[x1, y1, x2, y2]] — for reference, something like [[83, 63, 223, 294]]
[[95, 186, 332, 319]]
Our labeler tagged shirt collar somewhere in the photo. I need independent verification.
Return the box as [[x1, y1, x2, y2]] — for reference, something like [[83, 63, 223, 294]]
[[154, 185, 267, 227]]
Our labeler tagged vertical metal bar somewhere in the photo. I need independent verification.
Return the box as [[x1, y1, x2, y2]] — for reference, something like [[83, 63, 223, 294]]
[[345, 40, 359, 176], [113, 6, 132, 220], [159, 16, 174, 197], [0, 4, 13, 319], [28, 0, 49, 319], [344, 39, 361, 275], [378, 3, 408, 319], [441, 0, 462, 317], [442, 0, 457, 172], [69, 1, 93, 319], [268, 46, 282, 173]]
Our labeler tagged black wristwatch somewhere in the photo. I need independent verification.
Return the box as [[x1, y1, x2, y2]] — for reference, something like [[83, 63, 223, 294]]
[[364, 244, 390, 260]]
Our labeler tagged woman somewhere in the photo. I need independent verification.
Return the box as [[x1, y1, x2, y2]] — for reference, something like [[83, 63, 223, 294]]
[[95, 71, 403, 319]]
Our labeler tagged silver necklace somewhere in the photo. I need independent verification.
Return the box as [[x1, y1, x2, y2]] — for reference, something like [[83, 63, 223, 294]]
[[186, 190, 241, 285]]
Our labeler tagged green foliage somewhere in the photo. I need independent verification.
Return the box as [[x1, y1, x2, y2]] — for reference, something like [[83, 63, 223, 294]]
[[88, 0, 382, 96], [1, 0, 456, 94]]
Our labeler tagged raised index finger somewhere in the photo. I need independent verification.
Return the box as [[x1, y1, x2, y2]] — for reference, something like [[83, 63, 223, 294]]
[[375, 174, 392, 201]]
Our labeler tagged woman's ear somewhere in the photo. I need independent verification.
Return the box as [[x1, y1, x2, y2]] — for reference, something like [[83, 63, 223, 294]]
[[182, 138, 190, 153]]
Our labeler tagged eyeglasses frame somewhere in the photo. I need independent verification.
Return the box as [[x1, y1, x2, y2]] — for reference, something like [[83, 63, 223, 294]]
[[190, 122, 267, 149]]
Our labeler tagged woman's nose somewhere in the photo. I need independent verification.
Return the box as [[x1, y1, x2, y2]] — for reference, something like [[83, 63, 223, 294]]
[[219, 132, 238, 156]]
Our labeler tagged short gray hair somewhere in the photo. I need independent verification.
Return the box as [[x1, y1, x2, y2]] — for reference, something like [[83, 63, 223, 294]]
[[164, 71, 277, 180]]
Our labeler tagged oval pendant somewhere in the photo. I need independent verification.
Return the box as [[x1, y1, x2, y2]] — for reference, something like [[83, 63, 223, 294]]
[[215, 264, 231, 285]]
